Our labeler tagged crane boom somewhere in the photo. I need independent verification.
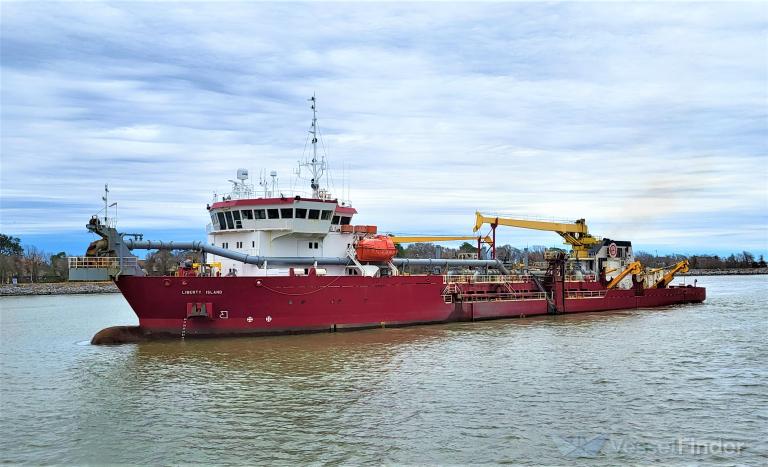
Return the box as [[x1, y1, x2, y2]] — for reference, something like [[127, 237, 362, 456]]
[[606, 261, 643, 289], [388, 235, 493, 244], [473, 212, 600, 258], [652, 259, 689, 289], [474, 213, 588, 234]]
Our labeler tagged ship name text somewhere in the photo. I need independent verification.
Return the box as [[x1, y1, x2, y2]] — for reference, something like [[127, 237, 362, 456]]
[[181, 290, 223, 295]]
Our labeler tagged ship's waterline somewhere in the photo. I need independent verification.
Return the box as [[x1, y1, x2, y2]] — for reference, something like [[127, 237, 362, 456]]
[[0, 276, 765, 464]]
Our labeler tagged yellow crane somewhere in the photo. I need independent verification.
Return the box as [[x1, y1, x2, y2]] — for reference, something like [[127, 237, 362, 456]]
[[606, 261, 643, 289], [651, 259, 689, 289], [473, 212, 601, 259], [388, 235, 494, 244]]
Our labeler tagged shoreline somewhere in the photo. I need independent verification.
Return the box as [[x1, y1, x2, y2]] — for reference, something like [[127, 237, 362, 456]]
[[0, 282, 119, 297], [682, 268, 768, 276]]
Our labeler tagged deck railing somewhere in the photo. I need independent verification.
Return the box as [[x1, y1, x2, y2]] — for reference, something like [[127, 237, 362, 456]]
[[444, 274, 533, 284], [68, 256, 138, 269], [444, 274, 598, 285], [565, 274, 597, 282], [442, 290, 548, 304], [565, 290, 607, 299]]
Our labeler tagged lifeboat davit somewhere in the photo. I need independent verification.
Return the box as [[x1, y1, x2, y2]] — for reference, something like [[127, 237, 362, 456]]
[[355, 235, 397, 262]]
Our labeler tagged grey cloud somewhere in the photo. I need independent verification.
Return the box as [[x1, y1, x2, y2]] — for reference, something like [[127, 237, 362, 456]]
[[1, 2, 765, 255]]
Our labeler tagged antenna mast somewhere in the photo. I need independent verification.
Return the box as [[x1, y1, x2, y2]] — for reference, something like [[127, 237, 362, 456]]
[[270, 171, 278, 197], [102, 184, 109, 223], [258, 170, 268, 197], [258, 169, 278, 198], [304, 94, 325, 198]]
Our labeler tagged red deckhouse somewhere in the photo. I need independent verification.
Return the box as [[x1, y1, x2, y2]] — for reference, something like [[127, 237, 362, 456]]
[[77, 96, 705, 342]]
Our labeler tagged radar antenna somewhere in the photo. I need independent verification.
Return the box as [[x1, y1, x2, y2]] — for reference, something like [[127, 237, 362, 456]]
[[227, 168, 254, 199]]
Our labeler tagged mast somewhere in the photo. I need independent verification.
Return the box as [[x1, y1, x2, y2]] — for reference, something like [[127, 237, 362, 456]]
[[305, 94, 325, 198], [102, 184, 109, 224]]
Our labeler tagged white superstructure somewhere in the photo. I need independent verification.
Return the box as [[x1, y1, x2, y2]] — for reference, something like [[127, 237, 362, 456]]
[[205, 96, 363, 277]]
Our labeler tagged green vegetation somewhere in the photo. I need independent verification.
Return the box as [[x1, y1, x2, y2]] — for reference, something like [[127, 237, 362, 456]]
[[635, 251, 766, 270], [0, 234, 23, 256], [1, 234, 68, 283]]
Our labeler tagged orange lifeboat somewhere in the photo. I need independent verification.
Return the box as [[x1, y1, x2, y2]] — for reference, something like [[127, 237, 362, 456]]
[[355, 235, 397, 262]]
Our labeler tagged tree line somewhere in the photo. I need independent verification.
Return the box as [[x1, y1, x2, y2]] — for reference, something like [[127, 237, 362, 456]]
[[398, 242, 767, 270], [0, 235, 69, 283], [1, 233, 765, 283]]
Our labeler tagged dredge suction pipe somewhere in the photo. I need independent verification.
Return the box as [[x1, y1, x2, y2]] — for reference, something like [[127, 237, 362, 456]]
[[125, 240, 510, 273], [125, 240, 352, 266]]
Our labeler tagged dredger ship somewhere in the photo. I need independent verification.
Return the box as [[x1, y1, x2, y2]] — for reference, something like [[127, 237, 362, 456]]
[[76, 97, 705, 342]]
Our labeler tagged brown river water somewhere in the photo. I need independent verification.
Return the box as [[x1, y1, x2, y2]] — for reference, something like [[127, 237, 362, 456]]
[[1, 275, 766, 465]]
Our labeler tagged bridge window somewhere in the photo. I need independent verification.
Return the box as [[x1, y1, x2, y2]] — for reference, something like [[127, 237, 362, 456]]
[[217, 212, 226, 230], [255, 209, 266, 220], [295, 208, 307, 219], [332, 215, 340, 225], [308, 209, 320, 220], [340, 216, 351, 225], [267, 209, 279, 219], [224, 211, 235, 229], [280, 208, 293, 219], [233, 210, 242, 229], [321, 210, 332, 220], [241, 210, 253, 220]]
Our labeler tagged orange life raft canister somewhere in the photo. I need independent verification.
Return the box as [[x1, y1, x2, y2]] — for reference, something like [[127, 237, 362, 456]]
[[355, 236, 397, 262]]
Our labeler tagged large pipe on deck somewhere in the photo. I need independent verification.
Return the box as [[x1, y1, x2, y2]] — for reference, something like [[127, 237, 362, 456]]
[[125, 240, 510, 274], [125, 240, 353, 266]]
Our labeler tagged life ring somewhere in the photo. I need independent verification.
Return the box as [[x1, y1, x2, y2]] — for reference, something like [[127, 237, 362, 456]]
[[608, 243, 618, 258]]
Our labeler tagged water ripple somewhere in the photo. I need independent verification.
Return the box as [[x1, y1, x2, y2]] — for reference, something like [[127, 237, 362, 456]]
[[1, 276, 766, 464]]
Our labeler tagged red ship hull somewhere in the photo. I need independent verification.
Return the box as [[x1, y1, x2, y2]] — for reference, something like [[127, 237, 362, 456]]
[[115, 275, 706, 338]]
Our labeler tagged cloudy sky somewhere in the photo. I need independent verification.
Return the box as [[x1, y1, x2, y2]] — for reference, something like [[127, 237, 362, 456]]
[[1, 1, 766, 256]]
